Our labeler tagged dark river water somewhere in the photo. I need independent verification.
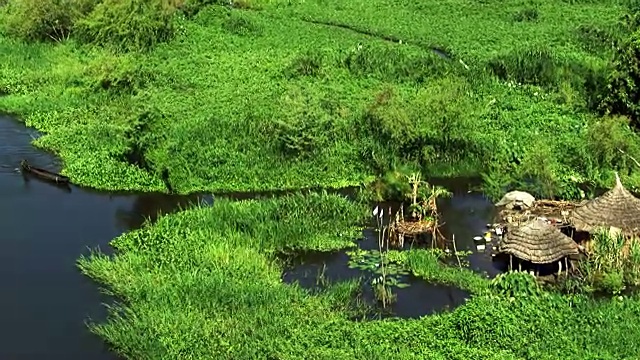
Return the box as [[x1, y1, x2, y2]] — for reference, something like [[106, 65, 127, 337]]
[[0, 115, 502, 358], [0, 116, 213, 359]]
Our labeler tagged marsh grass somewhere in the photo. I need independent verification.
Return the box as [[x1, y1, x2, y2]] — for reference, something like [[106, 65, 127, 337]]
[[2, 0, 640, 195], [80, 193, 640, 359], [8, 0, 640, 356], [579, 229, 640, 294]]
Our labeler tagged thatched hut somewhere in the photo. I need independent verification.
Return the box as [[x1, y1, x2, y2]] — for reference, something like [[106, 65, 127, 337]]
[[571, 173, 640, 236], [498, 219, 580, 275]]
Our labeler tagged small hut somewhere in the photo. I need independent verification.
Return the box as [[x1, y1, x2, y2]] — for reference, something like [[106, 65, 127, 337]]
[[570, 173, 640, 236], [499, 219, 580, 275]]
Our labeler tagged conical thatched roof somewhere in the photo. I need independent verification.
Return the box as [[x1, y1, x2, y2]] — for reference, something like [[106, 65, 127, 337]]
[[500, 219, 579, 264], [571, 173, 640, 235]]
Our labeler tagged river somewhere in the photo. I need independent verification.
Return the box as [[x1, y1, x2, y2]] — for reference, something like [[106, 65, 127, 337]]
[[0, 115, 213, 359], [0, 114, 502, 358]]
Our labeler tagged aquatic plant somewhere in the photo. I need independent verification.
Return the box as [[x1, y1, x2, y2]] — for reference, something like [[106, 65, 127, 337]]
[[489, 271, 542, 299], [580, 228, 640, 294], [2, 0, 640, 195], [78, 192, 640, 359], [347, 249, 411, 288]]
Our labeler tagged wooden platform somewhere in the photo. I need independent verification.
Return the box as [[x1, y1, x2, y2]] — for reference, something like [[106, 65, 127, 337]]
[[392, 219, 435, 236]]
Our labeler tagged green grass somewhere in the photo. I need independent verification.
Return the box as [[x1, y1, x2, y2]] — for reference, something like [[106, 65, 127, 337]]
[[1, 0, 640, 197], [79, 193, 640, 359], [4, 0, 640, 358]]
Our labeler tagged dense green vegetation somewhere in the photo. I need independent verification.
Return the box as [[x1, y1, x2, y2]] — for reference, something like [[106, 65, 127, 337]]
[[78, 193, 640, 359], [5, 0, 640, 358], [2, 0, 640, 197]]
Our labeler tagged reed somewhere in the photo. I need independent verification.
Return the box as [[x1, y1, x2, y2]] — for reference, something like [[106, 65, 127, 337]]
[[372, 205, 395, 308], [1, 0, 639, 196], [579, 228, 640, 294], [78, 191, 640, 359]]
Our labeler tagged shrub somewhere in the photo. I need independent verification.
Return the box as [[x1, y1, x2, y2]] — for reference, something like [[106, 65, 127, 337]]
[[1, 0, 100, 42], [181, 0, 258, 17], [74, 0, 176, 52], [489, 271, 541, 298], [364, 77, 482, 166], [343, 43, 454, 83], [600, 30, 640, 126], [513, 8, 539, 22], [581, 230, 640, 294], [284, 50, 324, 78], [487, 47, 562, 87], [83, 54, 155, 93], [577, 24, 621, 53], [272, 88, 341, 158], [583, 115, 640, 171], [221, 12, 262, 36]]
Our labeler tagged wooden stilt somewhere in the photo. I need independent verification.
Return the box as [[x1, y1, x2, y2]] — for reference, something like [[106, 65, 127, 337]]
[[558, 260, 562, 276]]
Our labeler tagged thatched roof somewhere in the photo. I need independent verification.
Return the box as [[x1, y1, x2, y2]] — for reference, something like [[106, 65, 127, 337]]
[[500, 219, 579, 264], [571, 173, 640, 235]]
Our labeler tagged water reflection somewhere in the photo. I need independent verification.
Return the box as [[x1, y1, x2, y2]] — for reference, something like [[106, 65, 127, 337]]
[[114, 193, 214, 230]]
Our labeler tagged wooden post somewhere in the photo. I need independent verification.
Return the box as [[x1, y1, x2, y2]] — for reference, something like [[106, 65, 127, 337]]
[[558, 260, 562, 276], [510, 255, 513, 271]]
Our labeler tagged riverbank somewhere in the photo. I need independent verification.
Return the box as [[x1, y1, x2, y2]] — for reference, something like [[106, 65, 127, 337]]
[[4, 113, 640, 359], [2, 0, 640, 198], [3, 0, 640, 358], [78, 191, 640, 359]]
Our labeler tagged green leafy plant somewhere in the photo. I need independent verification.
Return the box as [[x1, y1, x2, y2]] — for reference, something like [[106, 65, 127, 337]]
[[1, 0, 99, 42], [580, 229, 640, 294], [272, 89, 339, 158], [74, 0, 175, 52], [489, 271, 542, 298], [599, 13, 640, 125], [347, 249, 411, 289]]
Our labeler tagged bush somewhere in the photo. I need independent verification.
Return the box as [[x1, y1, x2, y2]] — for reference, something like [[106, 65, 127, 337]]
[[343, 43, 455, 83], [181, 0, 257, 17], [272, 88, 341, 158], [583, 115, 640, 171], [221, 11, 262, 36], [74, 0, 175, 53], [513, 8, 539, 22], [1, 0, 100, 42], [487, 47, 563, 87], [284, 50, 325, 78], [580, 230, 640, 295], [364, 77, 482, 165], [83, 54, 155, 93], [489, 271, 541, 298], [577, 24, 621, 53], [600, 29, 640, 126]]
